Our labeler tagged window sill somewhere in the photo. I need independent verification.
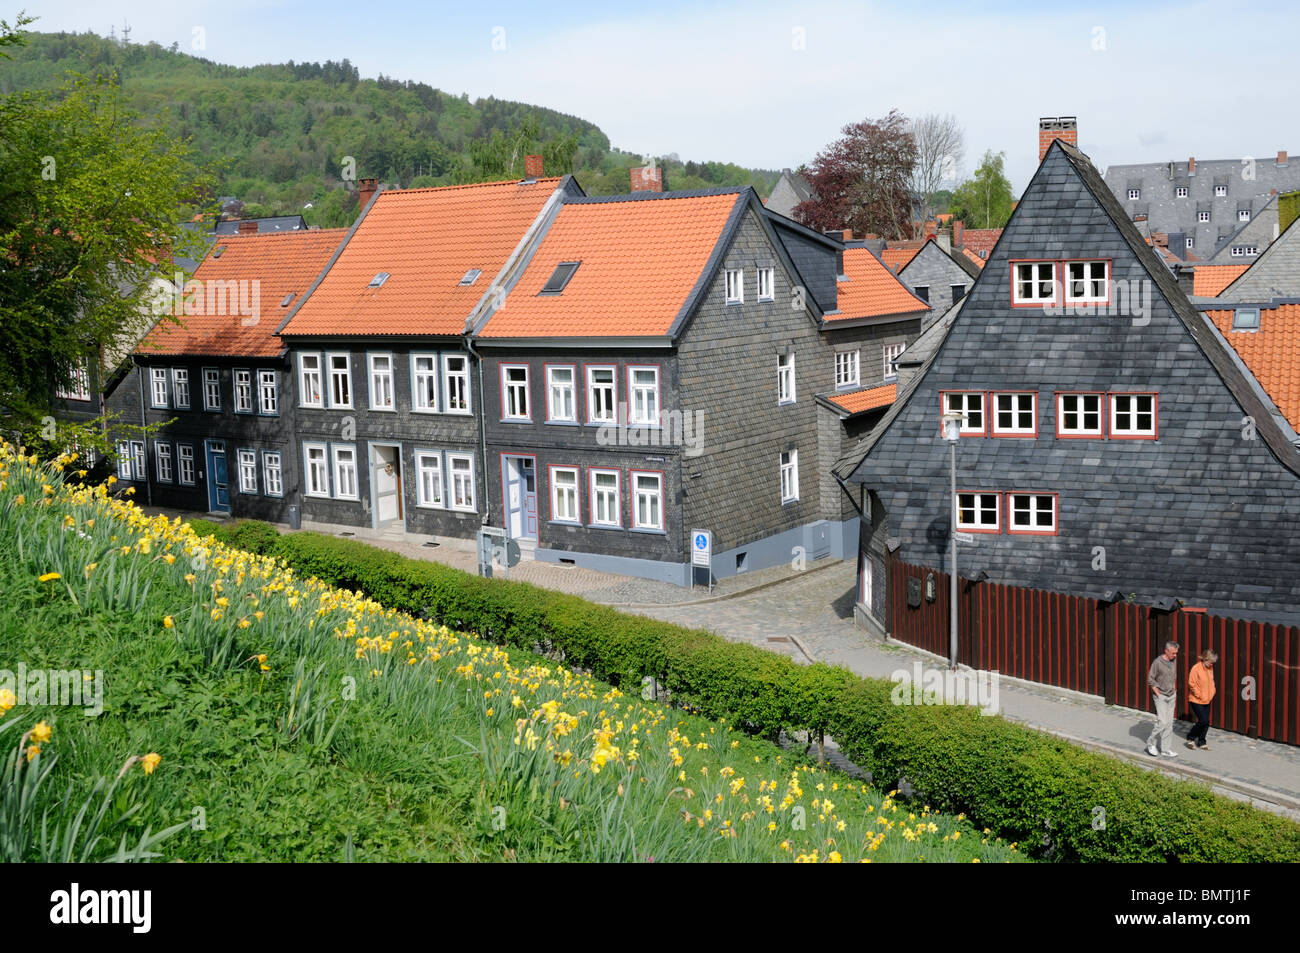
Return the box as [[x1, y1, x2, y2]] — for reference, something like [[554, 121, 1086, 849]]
[[414, 502, 446, 511], [630, 526, 667, 535], [544, 420, 582, 427], [778, 398, 796, 406], [500, 418, 533, 424], [586, 522, 624, 531], [548, 518, 583, 527], [448, 505, 478, 514], [369, 407, 398, 413]]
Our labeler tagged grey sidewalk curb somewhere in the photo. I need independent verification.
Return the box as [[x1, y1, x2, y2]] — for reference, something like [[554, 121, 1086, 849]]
[[599, 557, 846, 609]]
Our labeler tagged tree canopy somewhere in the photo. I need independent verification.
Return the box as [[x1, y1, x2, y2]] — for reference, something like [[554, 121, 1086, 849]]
[[950, 150, 1015, 230]]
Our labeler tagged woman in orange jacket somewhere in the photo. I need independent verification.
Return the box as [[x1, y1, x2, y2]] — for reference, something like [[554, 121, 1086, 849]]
[[1185, 649, 1218, 750]]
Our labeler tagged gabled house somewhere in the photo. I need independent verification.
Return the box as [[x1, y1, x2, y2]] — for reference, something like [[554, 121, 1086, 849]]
[[1215, 212, 1300, 300], [1202, 192, 1279, 262], [895, 237, 981, 320], [766, 168, 813, 219], [108, 228, 349, 516], [275, 174, 576, 539], [835, 139, 1300, 629]]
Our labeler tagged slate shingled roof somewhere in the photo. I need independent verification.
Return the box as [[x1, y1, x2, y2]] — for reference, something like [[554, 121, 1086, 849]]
[[137, 229, 348, 358], [214, 215, 307, 235], [279, 177, 569, 338], [475, 189, 746, 339], [1218, 212, 1300, 300]]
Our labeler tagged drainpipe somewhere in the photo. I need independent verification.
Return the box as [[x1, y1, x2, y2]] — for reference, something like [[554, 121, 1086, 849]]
[[464, 334, 490, 525]]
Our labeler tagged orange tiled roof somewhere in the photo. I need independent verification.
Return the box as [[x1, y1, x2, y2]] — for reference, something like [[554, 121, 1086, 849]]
[[960, 228, 1002, 256], [827, 382, 897, 415], [1207, 304, 1300, 430], [282, 178, 564, 338], [477, 191, 744, 339], [137, 229, 348, 358], [829, 247, 930, 321], [879, 247, 920, 272], [1194, 264, 1251, 297], [961, 247, 985, 270]]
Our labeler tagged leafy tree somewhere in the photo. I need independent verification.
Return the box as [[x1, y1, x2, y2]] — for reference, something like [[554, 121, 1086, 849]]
[[0, 57, 215, 452], [950, 150, 1015, 230], [794, 110, 917, 240]]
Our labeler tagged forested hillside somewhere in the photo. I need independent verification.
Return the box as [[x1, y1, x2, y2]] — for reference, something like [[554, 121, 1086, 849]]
[[2, 31, 778, 226]]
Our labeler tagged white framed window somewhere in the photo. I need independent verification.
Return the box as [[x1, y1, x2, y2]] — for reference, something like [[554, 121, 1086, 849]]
[[298, 353, 323, 408], [547, 366, 577, 422], [130, 440, 145, 480], [202, 368, 220, 411], [171, 368, 189, 409], [58, 360, 92, 401], [237, 449, 258, 493], [233, 369, 253, 413], [779, 450, 799, 503], [412, 354, 438, 412], [178, 444, 196, 485], [992, 392, 1036, 436], [327, 353, 352, 409], [441, 354, 470, 414], [628, 366, 660, 425], [1215, 184, 1227, 197], [1186, 237, 1194, 249], [332, 445, 358, 500], [1231, 246, 1244, 257], [258, 370, 278, 415], [304, 442, 329, 497], [1065, 260, 1108, 303], [757, 267, 775, 301], [1056, 393, 1103, 436], [942, 391, 985, 435], [150, 368, 169, 408], [956, 491, 1000, 532], [883, 343, 905, 381], [1176, 186, 1188, 198], [448, 453, 476, 512], [1198, 211, 1211, 223], [589, 468, 621, 527], [725, 268, 744, 304], [1238, 209, 1251, 222], [631, 471, 664, 531], [415, 451, 444, 508], [777, 352, 795, 404], [1127, 189, 1140, 200], [502, 364, 530, 420], [834, 350, 859, 389], [155, 441, 174, 483], [369, 353, 394, 410], [586, 366, 616, 423], [1244, 245, 1258, 256], [116, 442, 132, 480], [262, 451, 283, 497], [1110, 393, 1157, 437], [1013, 261, 1057, 305], [550, 466, 580, 523], [1008, 493, 1057, 535]]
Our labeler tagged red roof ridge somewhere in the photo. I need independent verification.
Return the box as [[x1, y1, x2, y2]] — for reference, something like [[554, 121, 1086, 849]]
[[374, 176, 564, 197]]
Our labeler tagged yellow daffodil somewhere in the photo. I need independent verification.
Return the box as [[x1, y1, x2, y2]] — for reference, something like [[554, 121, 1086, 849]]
[[38, 572, 61, 582], [0, 689, 15, 712], [141, 753, 161, 775], [31, 721, 52, 744], [163, 616, 174, 629]]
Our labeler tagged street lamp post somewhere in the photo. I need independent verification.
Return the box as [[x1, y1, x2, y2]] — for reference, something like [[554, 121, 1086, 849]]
[[941, 411, 964, 669]]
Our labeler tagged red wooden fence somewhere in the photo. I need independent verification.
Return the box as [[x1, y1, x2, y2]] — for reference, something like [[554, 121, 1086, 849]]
[[887, 555, 1300, 746]]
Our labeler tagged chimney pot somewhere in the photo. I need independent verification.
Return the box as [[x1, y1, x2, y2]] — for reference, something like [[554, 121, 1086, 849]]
[[1038, 116, 1077, 161], [524, 154, 544, 179]]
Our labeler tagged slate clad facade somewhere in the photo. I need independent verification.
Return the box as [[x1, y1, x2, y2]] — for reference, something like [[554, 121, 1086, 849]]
[[896, 239, 980, 324], [838, 141, 1300, 624]]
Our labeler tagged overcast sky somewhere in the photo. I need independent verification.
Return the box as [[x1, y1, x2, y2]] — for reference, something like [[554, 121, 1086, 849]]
[[21, 0, 1299, 192]]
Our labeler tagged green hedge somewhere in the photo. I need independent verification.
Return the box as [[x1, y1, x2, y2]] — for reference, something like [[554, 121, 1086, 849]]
[[220, 528, 1300, 862]]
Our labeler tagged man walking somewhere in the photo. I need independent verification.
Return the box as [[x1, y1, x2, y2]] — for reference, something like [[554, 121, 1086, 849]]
[[1146, 640, 1180, 757]]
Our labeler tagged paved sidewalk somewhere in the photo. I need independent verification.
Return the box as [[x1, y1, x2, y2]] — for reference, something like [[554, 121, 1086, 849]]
[[632, 562, 1300, 819]]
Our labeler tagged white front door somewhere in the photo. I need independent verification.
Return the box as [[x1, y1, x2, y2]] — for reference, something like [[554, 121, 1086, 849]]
[[501, 455, 537, 540], [372, 444, 402, 528]]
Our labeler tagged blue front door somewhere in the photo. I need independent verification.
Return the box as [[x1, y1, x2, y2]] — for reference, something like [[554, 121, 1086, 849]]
[[206, 441, 231, 514]]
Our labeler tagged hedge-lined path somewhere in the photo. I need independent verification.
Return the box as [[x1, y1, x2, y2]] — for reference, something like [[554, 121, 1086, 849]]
[[631, 561, 1300, 820]]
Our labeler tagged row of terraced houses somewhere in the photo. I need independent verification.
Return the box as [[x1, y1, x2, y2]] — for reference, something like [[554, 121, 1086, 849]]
[[60, 121, 1300, 624]]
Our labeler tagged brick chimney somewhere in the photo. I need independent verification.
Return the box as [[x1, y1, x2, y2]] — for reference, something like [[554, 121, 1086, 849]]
[[1188, 156, 1196, 176], [1278, 151, 1289, 167], [237, 220, 258, 235], [953, 220, 964, 248], [841, 229, 853, 241], [1038, 117, 1078, 161], [630, 165, 663, 192], [358, 177, 379, 208], [524, 154, 544, 179]]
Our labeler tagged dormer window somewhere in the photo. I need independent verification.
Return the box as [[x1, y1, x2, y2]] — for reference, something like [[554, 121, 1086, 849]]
[[459, 269, 482, 286], [540, 261, 580, 294], [1176, 187, 1188, 198], [1198, 211, 1211, 223], [1215, 185, 1227, 197], [1127, 189, 1140, 200], [368, 272, 390, 288], [1238, 209, 1251, 222]]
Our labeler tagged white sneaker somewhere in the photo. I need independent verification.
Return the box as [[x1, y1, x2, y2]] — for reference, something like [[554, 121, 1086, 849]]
[[1162, 750, 1178, 758], [1146, 745, 1158, 757]]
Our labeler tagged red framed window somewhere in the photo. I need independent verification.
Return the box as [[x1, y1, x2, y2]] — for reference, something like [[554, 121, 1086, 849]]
[[1011, 260, 1058, 306], [1055, 392, 1104, 437], [941, 391, 986, 436], [1064, 260, 1110, 305], [955, 491, 1001, 533], [1109, 392, 1157, 439], [991, 392, 1037, 437], [1007, 492, 1058, 535]]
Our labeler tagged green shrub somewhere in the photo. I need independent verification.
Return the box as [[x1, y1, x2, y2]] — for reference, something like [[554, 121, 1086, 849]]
[[267, 531, 1300, 862], [226, 520, 280, 556], [186, 518, 222, 540]]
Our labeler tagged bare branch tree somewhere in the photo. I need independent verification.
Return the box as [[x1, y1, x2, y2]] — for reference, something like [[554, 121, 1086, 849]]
[[908, 114, 965, 236]]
